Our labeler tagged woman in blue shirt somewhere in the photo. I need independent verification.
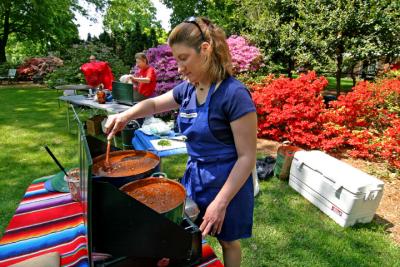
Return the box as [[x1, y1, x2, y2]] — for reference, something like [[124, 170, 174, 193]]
[[105, 17, 257, 267]]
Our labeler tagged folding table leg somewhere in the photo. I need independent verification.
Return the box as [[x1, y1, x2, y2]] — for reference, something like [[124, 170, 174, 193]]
[[66, 103, 70, 132]]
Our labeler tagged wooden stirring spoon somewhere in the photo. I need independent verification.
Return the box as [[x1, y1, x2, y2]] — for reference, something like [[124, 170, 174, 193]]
[[104, 140, 111, 171]]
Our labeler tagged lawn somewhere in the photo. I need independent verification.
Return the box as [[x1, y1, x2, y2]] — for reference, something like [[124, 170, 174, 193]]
[[325, 76, 355, 92], [1, 86, 400, 266]]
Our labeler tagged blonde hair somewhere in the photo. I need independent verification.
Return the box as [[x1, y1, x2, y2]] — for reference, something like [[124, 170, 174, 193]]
[[135, 52, 148, 64], [168, 17, 232, 83]]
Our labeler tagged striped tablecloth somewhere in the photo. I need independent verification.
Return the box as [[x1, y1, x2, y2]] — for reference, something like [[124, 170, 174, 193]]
[[0, 176, 223, 267]]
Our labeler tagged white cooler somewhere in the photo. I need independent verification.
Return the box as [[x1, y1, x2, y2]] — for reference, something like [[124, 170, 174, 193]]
[[289, 150, 384, 227]]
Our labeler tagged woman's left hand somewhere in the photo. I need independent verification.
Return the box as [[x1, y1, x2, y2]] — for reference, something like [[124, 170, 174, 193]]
[[199, 200, 227, 238]]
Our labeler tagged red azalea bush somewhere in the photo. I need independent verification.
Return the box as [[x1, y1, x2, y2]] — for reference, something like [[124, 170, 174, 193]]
[[321, 78, 400, 164], [250, 72, 400, 170], [17, 56, 63, 80], [379, 118, 400, 169], [251, 71, 328, 148]]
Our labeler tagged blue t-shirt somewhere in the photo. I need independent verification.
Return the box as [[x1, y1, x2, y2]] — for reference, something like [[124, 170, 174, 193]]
[[173, 76, 256, 144]]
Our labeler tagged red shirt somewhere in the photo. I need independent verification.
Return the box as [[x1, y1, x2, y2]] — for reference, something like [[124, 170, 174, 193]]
[[137, 66, 156, 97]]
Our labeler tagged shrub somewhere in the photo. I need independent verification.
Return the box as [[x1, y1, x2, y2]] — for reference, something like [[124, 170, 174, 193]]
[[251, 71, 328, 148], [146, 44, 182, 96], [17, 57, 63, 80], [45, 43, 129, 88], [227, 35, 263, 74], [321, 78, 400, 163]]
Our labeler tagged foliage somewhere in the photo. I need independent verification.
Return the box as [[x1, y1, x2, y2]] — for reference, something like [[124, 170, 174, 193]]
[[297, 0, 400, 95], [251, 71, 328, 148], [160, 0, 207, 28], [146, 44, 182, 96], [17, 57, 63, 80], [381, 69, 400, 80], [103, 0, 165, 64], [4, 36, 48, 64], [45, 43, 129, 88], [321, 78, 400, 169], [235, 0, 304, 78], [227, 35, 263, 74], [251, 71, 400, 170], [0, 0, 107, 63], [160, 0, 244, 35], [0, 62, 18, 75], [103, 0, 160, 33]]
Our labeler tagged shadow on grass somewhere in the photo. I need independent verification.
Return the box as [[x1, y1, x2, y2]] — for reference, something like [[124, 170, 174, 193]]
[[0, 88, 79, 237], [235, 179, 400, 267]]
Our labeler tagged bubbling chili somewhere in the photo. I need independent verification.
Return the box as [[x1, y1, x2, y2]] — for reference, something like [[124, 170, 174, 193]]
[[121, 178, 186, 214], [92, 151, 159, 177]]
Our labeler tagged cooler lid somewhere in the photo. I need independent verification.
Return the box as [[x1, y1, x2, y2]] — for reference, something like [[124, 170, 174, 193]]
[[294, 150, 384, 194]]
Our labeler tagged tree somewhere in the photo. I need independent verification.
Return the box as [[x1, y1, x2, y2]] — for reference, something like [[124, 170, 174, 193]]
[[103, 0, 162, 35], [161, 0, 207, 28], [161, 0, 242, 35], [0, 0, 106, 63], [103, 0, 165, 63], [236, 0, 302, 77], [298, 0, 400, 95]]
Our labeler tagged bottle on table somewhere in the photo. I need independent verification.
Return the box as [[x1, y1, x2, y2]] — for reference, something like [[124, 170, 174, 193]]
[[96, 84, 106, 104]]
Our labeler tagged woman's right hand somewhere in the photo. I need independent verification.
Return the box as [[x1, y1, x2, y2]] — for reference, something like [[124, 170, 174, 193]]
[[104, 113, 130, 140]]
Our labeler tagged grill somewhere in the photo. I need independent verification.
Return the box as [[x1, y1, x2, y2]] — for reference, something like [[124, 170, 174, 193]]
[[73, 106, 202, 266]]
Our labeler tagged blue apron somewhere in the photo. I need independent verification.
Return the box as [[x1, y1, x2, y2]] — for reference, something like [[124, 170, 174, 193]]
[[178, 82, 254, 241]]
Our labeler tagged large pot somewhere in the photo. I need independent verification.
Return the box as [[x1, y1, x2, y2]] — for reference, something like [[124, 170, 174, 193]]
[[120, 177, 186, 224], [92, 150, 160, 187]]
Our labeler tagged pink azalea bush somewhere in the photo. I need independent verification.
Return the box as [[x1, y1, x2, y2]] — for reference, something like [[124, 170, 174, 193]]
[[146, 44, 182, 96], [145, 36, 263, 95], [227, 35, 263, 73]]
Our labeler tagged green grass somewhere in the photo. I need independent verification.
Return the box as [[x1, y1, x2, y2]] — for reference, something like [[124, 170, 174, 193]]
[[290, 74, 355, 93], [325, 76, 355, 92], [1, 87, 400, 266]]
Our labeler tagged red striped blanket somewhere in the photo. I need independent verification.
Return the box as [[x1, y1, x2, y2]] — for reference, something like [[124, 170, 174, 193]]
[[0, 176, 223, 267]]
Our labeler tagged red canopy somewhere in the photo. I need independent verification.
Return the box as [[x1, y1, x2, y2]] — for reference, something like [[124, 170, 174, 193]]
[[81, 61, 114, 90]]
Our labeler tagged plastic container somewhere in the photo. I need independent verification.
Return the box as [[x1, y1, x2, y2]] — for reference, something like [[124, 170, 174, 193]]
[[121, 120, 140, 150], [64, 168, 81, 202], [289, 150, 384, 227], [274, 145, 302, 180]]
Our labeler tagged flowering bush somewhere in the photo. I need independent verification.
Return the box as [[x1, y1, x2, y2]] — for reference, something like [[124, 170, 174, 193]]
[[379, 118, 400, 169], [144, 36, 263, 95], [251, 71, 328, 148], [146, 44, 182, 96], [320, 78, 400, 165], [250, 71, 400, 170], [17, 56, 63, 80], [227, 35, 263, 74]]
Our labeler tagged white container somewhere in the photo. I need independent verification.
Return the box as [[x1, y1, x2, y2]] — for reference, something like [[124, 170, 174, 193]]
[[289, 150, 384, 227]]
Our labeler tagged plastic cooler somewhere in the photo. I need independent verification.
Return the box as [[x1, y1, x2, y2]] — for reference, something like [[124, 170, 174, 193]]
[[289, 150, 384, 227]]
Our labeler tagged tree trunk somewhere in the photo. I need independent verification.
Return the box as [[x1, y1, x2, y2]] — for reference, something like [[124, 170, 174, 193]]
[[287, 58, 294, 78], [335, 48, 343, 96], [0, 3, 11, 63], [0, 40, 6, 63], [350, 64, 357, 87]]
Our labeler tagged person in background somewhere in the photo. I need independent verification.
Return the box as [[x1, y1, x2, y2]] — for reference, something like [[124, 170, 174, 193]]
[[129, 52, 157, 97], [105, 17, 257, 267], [89, 55, 97, 62]]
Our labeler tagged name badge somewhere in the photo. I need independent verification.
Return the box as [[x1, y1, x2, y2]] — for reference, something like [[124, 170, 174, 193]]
[[180, 112, 197, 118]]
